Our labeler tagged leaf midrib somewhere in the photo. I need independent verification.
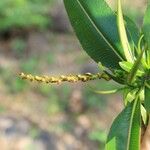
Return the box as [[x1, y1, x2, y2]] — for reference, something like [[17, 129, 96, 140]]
[[76, 0, 124, 61]]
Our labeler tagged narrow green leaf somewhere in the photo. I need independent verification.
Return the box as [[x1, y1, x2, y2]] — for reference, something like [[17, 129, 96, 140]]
[[127, 36, 144, 84], [106, 99, 141, 150], [119, 61, 144, 76], [124, 88, 138, 105], [143, 1, 150, 49], [124, 16, 140, 48], [117, 0, 134, 63], [145, 87, 150, 113], [128, 98, 141, 150], [119, 61, 133, 72], [93, 88, 125, 94], [143, 1, 150, 66], [64, 0, 124, 69], [141, 104, 147, 125]]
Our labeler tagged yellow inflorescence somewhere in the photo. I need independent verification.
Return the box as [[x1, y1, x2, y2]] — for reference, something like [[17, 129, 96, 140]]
[[19, 72, 111, 84]]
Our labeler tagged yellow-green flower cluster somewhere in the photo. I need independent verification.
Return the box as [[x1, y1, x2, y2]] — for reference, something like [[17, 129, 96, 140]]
[[19, 72, 111, 84]]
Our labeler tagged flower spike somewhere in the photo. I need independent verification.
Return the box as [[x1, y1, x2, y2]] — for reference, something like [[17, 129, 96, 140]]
[[19, 72, 111, 84]]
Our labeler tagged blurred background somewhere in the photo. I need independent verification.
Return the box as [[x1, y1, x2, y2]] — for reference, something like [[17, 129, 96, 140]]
[[0, 0, 147, 149]]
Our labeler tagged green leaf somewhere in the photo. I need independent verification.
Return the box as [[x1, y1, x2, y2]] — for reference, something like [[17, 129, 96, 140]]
[[117, 0, 134, 63], [141, 104, 147, 125], [64, 0, 124, 69], [93, 88, 125, 94], [119, 61, 144, 76], [145, 87, 150, 113], [124, 88, 138, 105], [143, 1, 150, 66], [119, 61, 133, 72], [106, 99, 141, 150], [127, 36, 145, 84], [143, 1, 150, 49], [124, 16, 140, 49]]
